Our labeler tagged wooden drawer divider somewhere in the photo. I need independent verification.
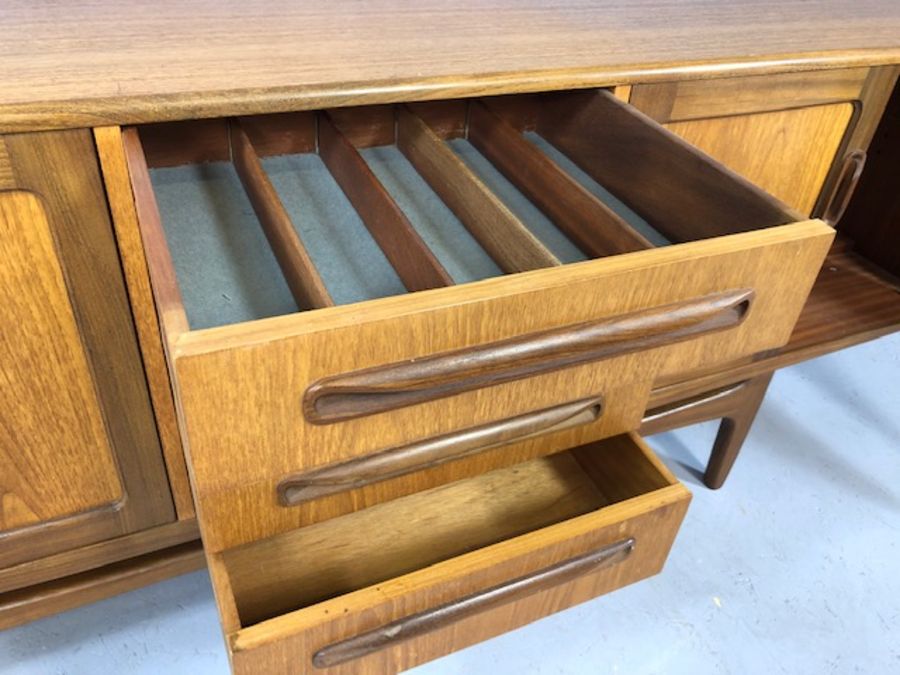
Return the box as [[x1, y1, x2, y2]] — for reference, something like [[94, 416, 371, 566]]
[[135, 93, 716, 320], [316, 112, 453, 291], [468, 99, 653, 257], [229, 121, 335, 310]]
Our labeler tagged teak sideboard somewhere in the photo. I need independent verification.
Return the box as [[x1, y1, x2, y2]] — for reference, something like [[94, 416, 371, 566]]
[[1, 2, 899, 672]]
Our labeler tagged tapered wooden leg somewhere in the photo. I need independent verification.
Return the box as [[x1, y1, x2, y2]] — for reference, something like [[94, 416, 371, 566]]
[[703, 372, 773, 488], [641, 372, 775, 489]]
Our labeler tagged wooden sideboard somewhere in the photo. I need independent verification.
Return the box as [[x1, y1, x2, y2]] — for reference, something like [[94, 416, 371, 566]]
[[1, 2, 899, 672]]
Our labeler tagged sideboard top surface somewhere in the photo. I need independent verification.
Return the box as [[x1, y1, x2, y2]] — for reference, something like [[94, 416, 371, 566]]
[[2, 0, 900, 132]]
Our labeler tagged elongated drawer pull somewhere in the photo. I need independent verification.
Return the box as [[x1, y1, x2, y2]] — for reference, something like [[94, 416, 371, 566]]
[[312, 537, 636, 668], [821, 150, 866, 227], [279, 395, 603, 506], [304, 289, 753, 423]]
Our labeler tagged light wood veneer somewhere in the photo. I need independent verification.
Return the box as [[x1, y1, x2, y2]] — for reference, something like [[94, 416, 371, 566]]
[[1, 1, 900, 132]]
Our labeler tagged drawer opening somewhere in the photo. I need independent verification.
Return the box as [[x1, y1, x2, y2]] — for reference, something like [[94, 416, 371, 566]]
[[220, 434, 673, 628], [127, 89, 799, 332]]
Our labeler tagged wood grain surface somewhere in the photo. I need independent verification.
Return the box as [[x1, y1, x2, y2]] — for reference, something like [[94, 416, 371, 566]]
[[161, 222, 831, 552], [227, 451, 613, 625], [223, 434, 689, 674], [0, 540, 204, 631], [0, 519, 199, 595], [303, 290, 753, 423], [629, 68, 869, 122], [279, 396, 604, 506], [396, 106, 560, 273], [93, 126, 195, 519], [0, 130, 174, 567], [0, 192, 122, 531], [311, 538, 636, 668], [121, 127, 191, 336], [0, 139, 12, 188], [538, 90, 800, 242], [1, 1, 899, 132], [469, 100, 652, 257], [649, 243, 900, 403], [318, 112, 454, 291], [230, 121, 334, 310], [629, 66, 899, 224], [666, 103, 854, 214], [813, 66, 900, 218]]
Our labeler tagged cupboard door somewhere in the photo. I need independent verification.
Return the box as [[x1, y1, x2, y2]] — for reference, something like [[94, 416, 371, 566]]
[[664, 104, 854, 215], [629, 67, 900, 217], [0, 130, 174, 570], [0, 191, 124, 530]]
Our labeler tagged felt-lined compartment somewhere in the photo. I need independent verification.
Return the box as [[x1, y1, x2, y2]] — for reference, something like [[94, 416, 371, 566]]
[[148, 111, 666, 330], [144, 91, 794, 331]]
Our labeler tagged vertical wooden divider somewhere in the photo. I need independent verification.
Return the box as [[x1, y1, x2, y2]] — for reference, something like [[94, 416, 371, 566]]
[[229, 120, 334, 310], [122, 127, 191, 337], [396, 105, 561, 273], [537, 90, 799, 242], [317, 112, 454, 291], [468, 101, 653, 257], [96, 126, 194, 518]]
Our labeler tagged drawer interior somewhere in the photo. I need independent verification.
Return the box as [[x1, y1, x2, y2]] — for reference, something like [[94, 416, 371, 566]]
[[219, 433, 673, 628], [132, 89, 797, 331]]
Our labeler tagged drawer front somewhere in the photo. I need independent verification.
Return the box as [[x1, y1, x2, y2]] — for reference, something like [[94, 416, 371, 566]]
[[219, 434, 691, 674], [118, 89, 832, 552], [173, 222, 830, 551]]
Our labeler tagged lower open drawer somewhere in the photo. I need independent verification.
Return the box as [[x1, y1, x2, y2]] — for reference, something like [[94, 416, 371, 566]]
[[208, 432, 690, 674]]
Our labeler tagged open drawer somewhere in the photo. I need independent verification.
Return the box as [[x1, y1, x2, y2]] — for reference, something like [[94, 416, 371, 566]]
[[208, 433, 690, 674], [110, 88, 832, 552]]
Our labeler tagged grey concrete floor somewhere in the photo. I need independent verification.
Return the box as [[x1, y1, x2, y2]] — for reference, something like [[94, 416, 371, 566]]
[[2, 333, 898, 674]]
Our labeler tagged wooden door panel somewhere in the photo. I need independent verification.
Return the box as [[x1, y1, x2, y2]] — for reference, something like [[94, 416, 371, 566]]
[[628, 68, 900, 218], [0, 191, 124, 530], [665, 103, 854, 214], [0, 130, 174, 571]]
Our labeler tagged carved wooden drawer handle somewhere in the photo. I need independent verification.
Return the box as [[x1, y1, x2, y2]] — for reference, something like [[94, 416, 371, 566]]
[[822, 150, 866, 227], [312, 537, 636, 668], [279, 395, 603, 506], [304, 289, 754, 424]]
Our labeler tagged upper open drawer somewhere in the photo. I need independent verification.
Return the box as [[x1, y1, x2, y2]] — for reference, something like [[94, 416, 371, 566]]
[[114, 88, 832, 552]]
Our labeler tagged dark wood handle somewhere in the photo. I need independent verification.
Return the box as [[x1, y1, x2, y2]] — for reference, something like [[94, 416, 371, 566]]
[[304, 289, 753, 423], [312, 537, 635, 668], [279, 395, 603, 505], [822, 150, 866, 227]]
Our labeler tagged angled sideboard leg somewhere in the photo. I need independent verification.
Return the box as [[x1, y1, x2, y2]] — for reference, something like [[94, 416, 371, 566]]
[[641, 372, 775, 489]]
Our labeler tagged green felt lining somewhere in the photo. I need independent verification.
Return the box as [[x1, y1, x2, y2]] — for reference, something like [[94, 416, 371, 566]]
[[149, 135, 670, 330]]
